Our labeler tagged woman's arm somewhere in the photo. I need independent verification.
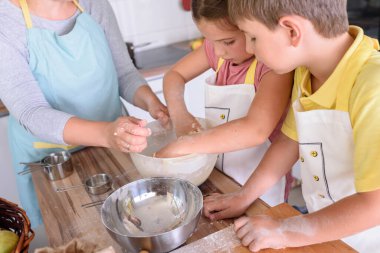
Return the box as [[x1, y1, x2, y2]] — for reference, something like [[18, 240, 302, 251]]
[[63, 116, 151, 153], [133, 85, 169, 126], [94, 0, 169, 123], [163, 44, 210, 136], [157, 70, 294, 157]]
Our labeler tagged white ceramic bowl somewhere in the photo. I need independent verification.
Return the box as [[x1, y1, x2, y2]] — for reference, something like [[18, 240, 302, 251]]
[[130, 118, 218, 186]]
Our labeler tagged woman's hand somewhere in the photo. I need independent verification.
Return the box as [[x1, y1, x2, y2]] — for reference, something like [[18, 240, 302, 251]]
[[133, 85, 170, 127], [234, 215, 286, 252], [203, 191, 252, 221], [106, 116, 151, 153], [147, 98, 170, 127]]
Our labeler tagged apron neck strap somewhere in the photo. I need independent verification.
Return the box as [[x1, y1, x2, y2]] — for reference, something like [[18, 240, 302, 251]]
[[216, 58, 258, 85], [216, 58, 224, 72], [18, 0, 85, 29], [72, 0, 84, 13], [244, 59, 257, 84], [19, 0, 33, 29]]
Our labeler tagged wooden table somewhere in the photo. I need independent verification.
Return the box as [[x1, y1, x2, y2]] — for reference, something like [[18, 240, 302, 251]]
[[32, 147, 356, 252]]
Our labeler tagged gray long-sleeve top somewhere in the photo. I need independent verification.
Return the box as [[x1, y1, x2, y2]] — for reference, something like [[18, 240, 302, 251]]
[[0, 0, 146, 144]]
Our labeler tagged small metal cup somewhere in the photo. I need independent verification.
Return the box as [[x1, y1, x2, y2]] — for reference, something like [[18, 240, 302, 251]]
[[85, 174, 112, 195], [56, 173, 112, 195], [42, 151, 74, 181], [19, 151, 74, 181]]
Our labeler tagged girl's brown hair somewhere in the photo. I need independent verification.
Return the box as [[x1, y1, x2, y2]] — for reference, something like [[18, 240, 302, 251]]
[[228, 0, 349, 38], [192, 0, 236, 29]]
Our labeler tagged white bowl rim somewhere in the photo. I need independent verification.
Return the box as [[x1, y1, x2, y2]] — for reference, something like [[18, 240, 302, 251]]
[[130, 151, 218, 161]]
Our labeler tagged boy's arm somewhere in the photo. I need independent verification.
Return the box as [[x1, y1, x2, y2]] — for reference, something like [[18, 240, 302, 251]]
[[156, 70, 293, 157], [203, 132, 299, 220], [163, 44, 210, 137], [235, 188, 380, 252]]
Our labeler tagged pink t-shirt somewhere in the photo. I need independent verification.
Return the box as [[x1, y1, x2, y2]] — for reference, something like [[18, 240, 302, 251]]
[[204, 39, 286, 142]]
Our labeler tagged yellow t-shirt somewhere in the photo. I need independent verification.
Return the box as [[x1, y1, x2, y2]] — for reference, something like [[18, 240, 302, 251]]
[[282, 26, 380, 192]]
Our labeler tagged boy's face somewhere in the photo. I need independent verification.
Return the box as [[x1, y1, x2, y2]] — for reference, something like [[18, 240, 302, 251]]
[[197, 19, 253, 65], [237, 18, 300, 74]]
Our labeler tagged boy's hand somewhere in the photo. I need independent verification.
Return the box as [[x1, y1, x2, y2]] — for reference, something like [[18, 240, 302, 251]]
[[203, 191, 251, 221], [234, 215, 286, 252], [154, 141, 183, 158]]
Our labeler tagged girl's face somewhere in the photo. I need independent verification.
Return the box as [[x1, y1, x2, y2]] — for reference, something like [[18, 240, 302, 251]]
[[197, 19, 253, 65]]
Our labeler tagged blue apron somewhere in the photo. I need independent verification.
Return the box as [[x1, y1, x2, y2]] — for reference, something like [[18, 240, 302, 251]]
[[9, 0, 122, 228]]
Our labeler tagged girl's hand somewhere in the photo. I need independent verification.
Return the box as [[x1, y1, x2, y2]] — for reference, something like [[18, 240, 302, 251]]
[[172, 113, 202, 137], [203, 191, 251, 221], [106, 116, 151, 153], [234, 215, 286, 252]]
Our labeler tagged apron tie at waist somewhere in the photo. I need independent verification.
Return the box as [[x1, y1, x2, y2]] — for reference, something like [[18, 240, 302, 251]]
[[33, 142, 78, 150]]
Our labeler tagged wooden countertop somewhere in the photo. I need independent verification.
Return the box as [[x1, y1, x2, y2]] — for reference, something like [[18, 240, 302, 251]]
[[0, 101, 8, 117], [32, 147, 356, 253]]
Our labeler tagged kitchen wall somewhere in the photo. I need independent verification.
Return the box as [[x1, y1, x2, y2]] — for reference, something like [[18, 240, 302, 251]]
[[108, 0, 201, 51]]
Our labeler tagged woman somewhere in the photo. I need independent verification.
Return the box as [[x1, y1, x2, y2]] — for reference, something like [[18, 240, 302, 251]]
[[0, 0, 168, 227]]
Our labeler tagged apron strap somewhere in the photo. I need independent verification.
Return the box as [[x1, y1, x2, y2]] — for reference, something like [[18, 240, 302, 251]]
[[18, 0, 85, 29], [72, 0, 85, 13], [244, 59, 257, 84], [33, 142, 78, 151], [19, 0, 33, 29], [216, 58, 257, 85], [216, 58, 224, 72]]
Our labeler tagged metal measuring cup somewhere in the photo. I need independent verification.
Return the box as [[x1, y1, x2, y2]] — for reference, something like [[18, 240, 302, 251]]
[[19, 151, 74, 181], [55, 173, 112, 195]]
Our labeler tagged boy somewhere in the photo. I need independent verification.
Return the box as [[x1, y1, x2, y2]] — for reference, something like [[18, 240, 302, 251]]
[[203, 0, 380, 252]]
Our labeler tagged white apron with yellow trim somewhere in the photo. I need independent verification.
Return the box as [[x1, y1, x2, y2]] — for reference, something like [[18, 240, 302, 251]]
[[205, 59, 285, 206], [294, 74, 380, 252], [9, 0, 122, 227]]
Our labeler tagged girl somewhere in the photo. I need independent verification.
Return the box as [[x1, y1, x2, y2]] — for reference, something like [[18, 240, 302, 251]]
[[157, 0, 295, 206]]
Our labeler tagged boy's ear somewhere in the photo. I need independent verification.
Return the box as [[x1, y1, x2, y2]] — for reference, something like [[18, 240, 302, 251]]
[[278, 16, 301, 47]]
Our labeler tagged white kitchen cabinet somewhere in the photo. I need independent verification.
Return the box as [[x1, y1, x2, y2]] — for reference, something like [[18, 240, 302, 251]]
[[108, 0, 201, 50], [122, 69, 213, 122], [0, 116, 20, 204]]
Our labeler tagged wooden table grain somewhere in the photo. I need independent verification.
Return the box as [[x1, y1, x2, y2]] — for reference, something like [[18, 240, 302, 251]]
[[32, 147, 356, 252]]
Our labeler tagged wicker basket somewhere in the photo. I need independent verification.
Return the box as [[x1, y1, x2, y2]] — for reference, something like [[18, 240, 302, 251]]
[[0, 198, 35, 253]]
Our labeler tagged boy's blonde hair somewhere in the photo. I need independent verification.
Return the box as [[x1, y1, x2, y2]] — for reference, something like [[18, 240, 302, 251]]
[[228, 0, 349, 38]]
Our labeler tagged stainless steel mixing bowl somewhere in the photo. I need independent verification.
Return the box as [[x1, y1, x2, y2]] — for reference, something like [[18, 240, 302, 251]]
[[130, 118, 218, 186], [101, 177, 203, 253]]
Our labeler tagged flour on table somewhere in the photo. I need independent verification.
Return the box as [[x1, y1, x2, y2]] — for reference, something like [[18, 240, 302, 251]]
[[172, 225, 241, 253]]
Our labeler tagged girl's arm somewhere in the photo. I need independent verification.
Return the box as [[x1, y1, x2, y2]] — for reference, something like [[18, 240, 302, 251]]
[[163, 44, 211, 137], [157, 70, 293, 157]]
